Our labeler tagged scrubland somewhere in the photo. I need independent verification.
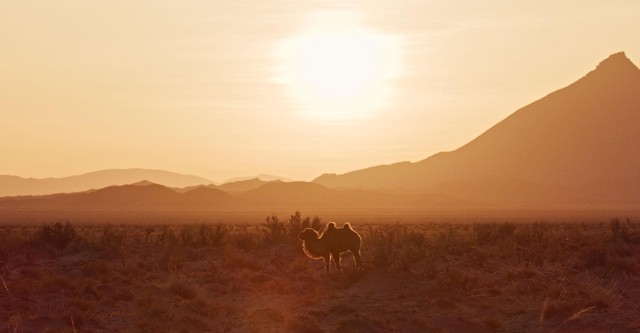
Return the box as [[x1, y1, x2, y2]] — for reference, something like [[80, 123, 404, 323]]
[[1, 213, 639, 332]]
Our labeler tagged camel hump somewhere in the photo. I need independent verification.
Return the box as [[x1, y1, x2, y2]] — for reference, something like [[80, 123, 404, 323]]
[[326, 222, 337, 231], [343, 222, 353, 230]]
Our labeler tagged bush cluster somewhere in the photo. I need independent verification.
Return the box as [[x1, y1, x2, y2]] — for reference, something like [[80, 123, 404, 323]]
[[36, 221, 78, 249], [264, 211, 322, 245]]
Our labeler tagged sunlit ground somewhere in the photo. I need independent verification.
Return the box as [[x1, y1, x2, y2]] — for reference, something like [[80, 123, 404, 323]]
[[2, 217, 639, 332]]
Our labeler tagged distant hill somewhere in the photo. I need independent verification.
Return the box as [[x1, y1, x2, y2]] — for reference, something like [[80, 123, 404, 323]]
[[174, 184, 220, 194], [0, 181, 239, 211], [4, 52, 639, 213], [218, 178, 279, 194], [314, 52, 640, 209], [223, 174, 293, 183], [0, 169, 215, 197], [236, 181, 463, 210], [0, 180, 461, 213], [238, 181, 337, 207]]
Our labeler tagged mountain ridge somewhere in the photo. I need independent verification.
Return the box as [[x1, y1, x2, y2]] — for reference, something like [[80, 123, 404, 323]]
[[313, 52, 640, 208], [0, 168, 216, 197], [0, 180, 464, 212], [3, 53, 638, 211]]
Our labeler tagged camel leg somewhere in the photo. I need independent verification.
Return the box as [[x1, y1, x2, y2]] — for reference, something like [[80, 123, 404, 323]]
[[332, 252, 342, 271], [323, 254, 331, 272], [352, 250, 364, 270]]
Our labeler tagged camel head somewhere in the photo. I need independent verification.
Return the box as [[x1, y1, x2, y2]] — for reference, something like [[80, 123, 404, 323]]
[[297, 228, 319, 241]]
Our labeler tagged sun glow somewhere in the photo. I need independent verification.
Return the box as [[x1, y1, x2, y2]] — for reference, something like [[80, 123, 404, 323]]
[[275, 11, 403, 121]]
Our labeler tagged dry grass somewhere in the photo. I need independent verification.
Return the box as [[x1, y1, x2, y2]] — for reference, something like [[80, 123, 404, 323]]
[[0, 215, 639, 332]]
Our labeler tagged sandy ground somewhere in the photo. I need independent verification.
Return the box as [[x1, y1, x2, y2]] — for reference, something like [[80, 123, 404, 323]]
[[1, 222, 639, 332]]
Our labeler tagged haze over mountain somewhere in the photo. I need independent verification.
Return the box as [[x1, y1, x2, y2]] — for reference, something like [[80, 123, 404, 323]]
[[0, 180, 463, 214], [217, 178, 279, 194], [222, 174, 293, 183], [236, 181, 463, 210], [0, 169, 215, 197], [3, 53, 638, 213], [314, 52, 640, 209], [176, 178, 286, 195], [0, 181, 238, 211]]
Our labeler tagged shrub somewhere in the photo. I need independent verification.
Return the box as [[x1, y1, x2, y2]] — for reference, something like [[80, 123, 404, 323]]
[[180, 224, 228, 247], [211, 224, 228, 246], [610, 218, 636, 244], [287, 211, 304, 241], [396, 230, 428, 271], [515, 222, 549, 247], [531, 222, 549, 243], [434, 225, 470, 256], [180, 226, 196, 246], [0, 228, 23, 261], [474, 222, 516, 246], [610, 218, 621, 241], [473, 223, 493, 246], [265, 214, 286, 244], [497, 222, 516, 239], [36, 221, 78, 249], [234, 232, 258, 252], [287, 211, 322, 242], [98, 225, 126, 250], [542, 274, 621, 321], [265, 211, 321, 245], [369, 227, 398, 269], [157, 225, 177, 244], [308, 216, 323, 232]]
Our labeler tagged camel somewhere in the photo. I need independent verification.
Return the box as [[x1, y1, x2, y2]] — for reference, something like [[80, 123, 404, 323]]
[[297, 222, 364, 272]]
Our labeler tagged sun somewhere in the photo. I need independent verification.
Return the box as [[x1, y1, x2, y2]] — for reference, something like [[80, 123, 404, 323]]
[[274, 11, 403, 121]]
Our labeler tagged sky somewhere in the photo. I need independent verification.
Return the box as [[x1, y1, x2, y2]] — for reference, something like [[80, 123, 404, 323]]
[[1, 0, 639, 182]]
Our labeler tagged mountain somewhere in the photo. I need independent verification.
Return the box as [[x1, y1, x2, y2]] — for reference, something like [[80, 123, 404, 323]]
[[73, 182, 181, 209], [0, 168, 216, 197], [237, 181, 463, 209], [0, 181, 239, 211], [0, 180, 463, 214], [238, 181, 338, 207], [180, 186, 239, 208], [314, 52, 640, 209], [218, 178, 279, 194], [174, 184, 220, 194], [223, 174, 293, 183]]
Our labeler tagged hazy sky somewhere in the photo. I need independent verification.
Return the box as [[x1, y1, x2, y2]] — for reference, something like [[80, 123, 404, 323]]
[[1, 1, 639, 182]]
